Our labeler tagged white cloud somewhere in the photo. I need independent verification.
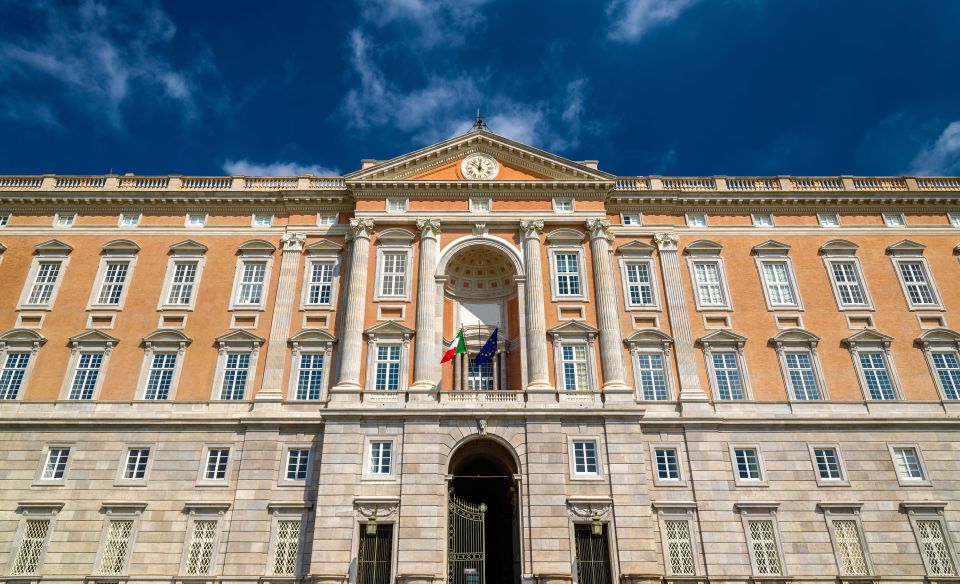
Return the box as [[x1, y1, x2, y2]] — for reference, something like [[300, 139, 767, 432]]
[[223, 160, 340, 176], [356, 0, 494, 48], [606, 0, 699, 42], [0, 0, 215, 127], [910, 121, 960, 175]]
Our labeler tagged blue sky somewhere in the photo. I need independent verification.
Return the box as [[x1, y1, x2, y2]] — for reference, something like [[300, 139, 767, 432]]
[[1, 0, 960, 177]]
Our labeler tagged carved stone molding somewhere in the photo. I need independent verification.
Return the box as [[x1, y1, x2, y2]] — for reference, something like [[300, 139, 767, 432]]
[[585, 217, 613, 241], [280, 231, 306, 252], [415, 218, 441, 238], [354, 497, 400, 521], [566, 496, 612, 520], [349, 217, 375, 239], [519, 219, 544, 240], [654, 232, 680, 251]]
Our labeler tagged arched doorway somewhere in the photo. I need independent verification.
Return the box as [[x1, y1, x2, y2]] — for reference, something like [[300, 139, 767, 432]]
[[447, 437, 521, 584]]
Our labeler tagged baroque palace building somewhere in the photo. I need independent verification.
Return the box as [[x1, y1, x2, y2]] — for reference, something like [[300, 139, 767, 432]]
[[2, 123, 960, 584]]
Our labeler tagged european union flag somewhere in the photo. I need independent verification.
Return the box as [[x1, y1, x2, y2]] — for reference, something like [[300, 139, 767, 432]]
[[474, 327, 498, 366]]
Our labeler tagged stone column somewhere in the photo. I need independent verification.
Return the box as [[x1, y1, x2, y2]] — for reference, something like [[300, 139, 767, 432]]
[[585, 218, 630, 393], [332, 218, 375, 393], [520, 220, 553, 390], [654, 232, 707, 400], [411, 219, 441, 394], [256, 231, 306, 401]]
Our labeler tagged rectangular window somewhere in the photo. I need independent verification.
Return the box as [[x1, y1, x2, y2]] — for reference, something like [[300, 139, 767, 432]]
[[932, 352, 960, 400], [186, 213, 207, 227], [636, 353, 667, 400], [747, 519, 783, 576], [0, 351, 30, 399], [686, 213, 707, 227], [0, 213, 9, 226], [859, 352, 895, 400], [11, 518, 50, 575], [386, 198, 407, 213], [760, 261, 797, 306], [572, 440, 599, 475], [713, 352, 744, 400], [120, 213, 140, 226], [892, 446, 925, 480], [27, 261, 62, 305], [286, 448, 310, 481], [555, 253, 582, 296], [883, 213, 905, 226], [122, 448, 150, 480], [96, 261, 130, 305], [949, 213, 960, 227], [621, 213, 641, 225], [814, 448, 843, 480], [379, 252, 407, 297], [295, 353, 325, 400], [358, 524, 394, 584], [818, 213, 840, 227], [553, 197, 574, 212], [785, 351, 821, 400], [693, 261, 726, 307], [166, 261, 198, 305], [253, 214, 273, 227], [236, 261, 266, 305], [68, 352, 103, 400], [97, 519, 133, 575], [317, 213, 338, 226], [144, 353, 176, 400], [752, 213, 774, 227], [467, 358, 494, 390], [273, 519, 301, 575], [916, 519, 958, 577], [204, 448, 230, 480], [41, 447, 70, 480], [655, 448, 680, 480], [307, 262, 334, 305], [219, 353, 250, 400], [561, 345, 589, 391], [374, 345, 401, 391], [896, 260, 937, 306], [470, 198, 491, 212], [624, 262, 654, 306], [830, 261, 868, 307], [185, 519, 218, 576], [663, 519, 695, 576], [369, 441, 392, 474], [832, 519, 869, 576], [734, 448, 762, 480], [55, 213, 75, 227]]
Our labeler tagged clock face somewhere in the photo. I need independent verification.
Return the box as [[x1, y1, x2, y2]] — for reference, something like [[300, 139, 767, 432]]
[[461, 154, 499, 180]]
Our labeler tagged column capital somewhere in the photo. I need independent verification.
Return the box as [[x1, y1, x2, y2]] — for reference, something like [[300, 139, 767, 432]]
[[654, 232, 680, 251], [415, 218, 441, 239], [349, 217, 376, 239], [280, 231, 307, 252], [585, 217, 613, 241], [519, 219, 544, 240]]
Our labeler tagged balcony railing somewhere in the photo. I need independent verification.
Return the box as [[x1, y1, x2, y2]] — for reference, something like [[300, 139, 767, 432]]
[[439, 390, 525, 404]]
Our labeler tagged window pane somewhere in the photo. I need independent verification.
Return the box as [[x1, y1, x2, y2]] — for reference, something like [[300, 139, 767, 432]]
[[274, 519, 301, 575], [785, 352, 820, 400], [308, 263, 334, 304], [655, 448, 679, 479], [237, 262, 266, 304], [664, 519, 695, 575], [98, 519, 133, 575], [380, 252, 407, 296], [893, 447, 924, 479], [0, 352, 30, 400], [814, 448, 842, 480], [917, 519, 958, 577], [734, 448, 761, 480], [167, 261, 197, 304], [748, 520, 783, 576], [286, 449, 310, 480], [713, 352, 744, 400], [562, 345, 588, 391], [932, 352, 960, 400], [573, 441, 598, 474], [185, 519, 218, 575], [831, 262, 867, 305], [27, 261, 61, 304], [555, 253, 582, 296], [123, 448, 150, 480], [295, 353, 325, 400], [220, 353, 250, 400], [625, 262, 653, 305], [374, 345, 401, 391], [97, 261, 130, 304], [859, 352, 895, 400], [636, 353, 667, 400], [11, 518, 49, 575], [42, 448, 69, 480], [762, 261, 795, 305], [144, 353, 176, 400], [832, 519, 868, 576], [694, 262, 725, 306], [205, 449, 229, 480], [68, 352, 103, 400], [898, 261, 936, 305], [370, 441, 392, 474]]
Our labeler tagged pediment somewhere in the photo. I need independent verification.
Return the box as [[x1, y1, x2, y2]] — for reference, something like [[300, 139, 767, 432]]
[[917, 328, 960, 345], [35, 239, 73, 255], [170, 239, 208, 255], [237, 239, 276, 254], [215, 330, 265, 345], [290, 329, 337, 344], [0, 328, 46, 346], [545, 228, 586, 244], [364, 321, 416, 337], [771, 328, 820, 345], [752, 240, 791, 256], [684, 240, 723, 256], [886, 239, 926, 256], [101, 239, 140, 254], [142, 329, 192, 345], [819, 239, 858, 256], [305, 239, 344, 255], [617, 241, 655, 256], [345, 129, 615, 183], [842, 329, 893, 346], [69, 329, 120, 345], [624, 329, 673, 346], [697, 330, 747, 346], [548, 320, 599, 337]]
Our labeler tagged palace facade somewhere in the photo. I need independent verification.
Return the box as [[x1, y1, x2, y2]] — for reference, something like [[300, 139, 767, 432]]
[[2, 126, 960, 584]]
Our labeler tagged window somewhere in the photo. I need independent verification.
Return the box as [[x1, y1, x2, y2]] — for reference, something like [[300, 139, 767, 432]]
[[236, 261, 267, 305], [691, 261, 727, 308], [894, 259, 940, 308], [119, 213, 140, 226], [572, 440, 599, 475], [95, 261, 131, 305], [186, 213, 207, 227], [307, 262, 335, 305], [624, 261, 654, 306], [818, 213, 840, 227], [11, 518, 51, 576], [891, 446, 926, 481], [140, 353, 175, 400], [913, 517, 959, 577], [759, 261, 798, 307], [752, 213, 774, 227], [0, 212, 9, 226], [317, 213, 338, 226], [859, 352, 895, 400], [379, 251, 407, 297], [295, 353, 325, 400], [931, 351, 960, 400], [553, 197, 574, 212], [369, 441, 392, 474], [655, 448, 680, 480], [25, 261, 63, 306], [68, 352, 103, 400], [272, 519, 301, 575], [686, 213, 707, 227], [829, 261, 869, 307], [54, 213, 75, 227], [252, 213, 273, 227], [883, 212, 905, 226], [204, 448, 230, 480], [662, 519, 696, 576], [467, 359, 494, 390], [374, 345, 401, 391], [733, 448, 762, 481], [785, 351, 821, 400], [219, 352, 250, 400], [470, 197, 491, 212], [555, 253, 582, 296], [713, 352, 745, 400], [813, 447, 843, 481], [949, 213, 960, 227], [0, 351, 31, 400], [636, 353, 668, 400], [41, 447, 70, 480], [746, 519, 784, 576], [701, 331, 750, 400], [184, 519, 218, 576], [166, 261, 199, 306], [97, 518, 134, 575], [827, 518, 870, 576], [844, 330, 901, 401], [561, 345, 589, 391], [386, 197, 407, 213], [621, 213, 641, 225], [122, 448, 150, 480], [286, 448, 310, 481]]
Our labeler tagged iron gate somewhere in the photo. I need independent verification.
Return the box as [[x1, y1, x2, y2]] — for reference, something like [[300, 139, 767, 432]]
[[574, 524, 612, 584], [448, 492, 486, 584], [357, 524, 393, 584]]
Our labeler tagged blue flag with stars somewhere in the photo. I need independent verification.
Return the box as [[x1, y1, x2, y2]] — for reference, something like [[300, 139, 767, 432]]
[[474, 328, 498, 366]]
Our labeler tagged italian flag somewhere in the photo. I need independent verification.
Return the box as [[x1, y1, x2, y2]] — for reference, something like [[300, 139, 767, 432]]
[[441, 327, 467, 364]]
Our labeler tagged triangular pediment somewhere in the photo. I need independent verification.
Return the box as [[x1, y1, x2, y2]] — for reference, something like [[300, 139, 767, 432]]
[[345, 129, 615, 183], [142, 329, 192, 345], [617, 241, 655, 256], [69, 329, 120, 345], [289, 329, 337, 344], [364, 321, 416, 337], [752, 240, 791, 256], [624, 329, 673, 346], [548, 320, 599, 337], [842, 329, 893, 346], [886, 239, 926, 256], [215, 330, 265, 345], [697, 330, 747, 345]]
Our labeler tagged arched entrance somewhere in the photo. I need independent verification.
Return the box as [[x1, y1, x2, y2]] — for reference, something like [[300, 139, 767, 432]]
[[447, 437, 521, 584]]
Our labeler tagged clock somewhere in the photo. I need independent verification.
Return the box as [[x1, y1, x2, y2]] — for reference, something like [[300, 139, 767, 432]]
[[461, 154, 499, 180]]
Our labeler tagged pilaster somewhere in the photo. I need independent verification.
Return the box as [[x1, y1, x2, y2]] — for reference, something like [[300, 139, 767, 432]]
[[585, 218, 630, 396], [331, 218, 375, 400], [411, 219, 441, 397], [520, 220, 553, 393]]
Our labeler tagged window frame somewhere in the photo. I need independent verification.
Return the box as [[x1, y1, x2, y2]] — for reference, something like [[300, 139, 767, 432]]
[[654, 504, 702, 578], [737, 504, 787, 578], [469, 197, 492, 213], [821, 241, 875, 311], [890, 255, 944, 311], [267, 506, 307, 577], [0, 329, 45, 400], [649, 442, 687, 487], [883, 212, 906, 227], [620, 212, 641, 225], [93, 505, 144, 577], [58, 330, 118, 401], [363, 322, 414, 396], [158, 241, 207, 311], [917, 329, 960, 401], [385, 197, 408, 213], [53, 212, 75, 227], [820, 505, 874, 578], [0, 212, 9, 227], [178, 506, 226, 577], [552, 197, 575, 213], [888, 444, 932, 487], [752, 242, 803, 311], [699, 331, 752, 401], [687, 252, 733, 311], [625, 329, 675, 401], [87, 241, 140, 311], [279, 444, 314, 486], [548, 245, 589, 302], [808, 444, 849, 486], [7, 504, 60, 577], [685, 213, 707, 227], [287, 330, 336, 401], [617, 245, 660, 311], [115, 444, 156, 486], [18, 241, 72, 310], [229, 254, 274, 311], [949, 213, 960, 227], [818, 212, 841, 227], [35, 444, 73, 485], [729, 444, 767, 486], [251, 213, 273, 228], [135, 330, 190, 400], [185, 213, 207, 228], [300, 240, 343, 310], [363, 436, 399, 481], [567, 436, 604, 480], [904, 504, 960, 578], [118, 213, 141, 227], [197, 444, 233, 486], [373, 233, 414, 302], [316, 212, 339, 226], [844, 331, 903, 401], [771, 329, 828, 401], [751, 213, 774, 227]]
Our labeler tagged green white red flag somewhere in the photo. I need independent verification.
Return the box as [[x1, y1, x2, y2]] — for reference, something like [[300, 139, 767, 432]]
[[441, 327, 466, 364]]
